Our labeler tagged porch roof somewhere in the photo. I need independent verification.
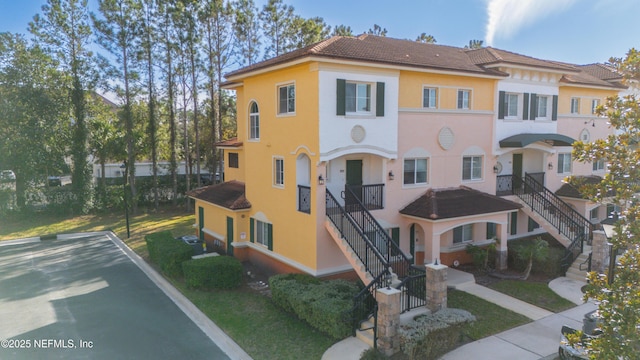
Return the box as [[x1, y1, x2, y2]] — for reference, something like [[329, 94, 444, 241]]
[[186, 180, 251, 210], [399, 186, 521, 220], [499, 133, 575, 148], [555, 175, 604, 199]]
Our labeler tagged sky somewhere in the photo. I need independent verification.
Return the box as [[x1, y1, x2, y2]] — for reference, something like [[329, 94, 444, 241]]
[[0, 0, 638, 68]]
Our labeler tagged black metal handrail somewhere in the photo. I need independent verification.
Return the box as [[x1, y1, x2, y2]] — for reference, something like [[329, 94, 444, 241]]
[[343, 186, 423, 280], [348, 271, 387, 336], [326, 190, 388, 278], [515, 174, 593, 273], [297, 185, 311, 214], [579, 251, 593, 272], [346, 184, 385, 210], [398, 271, 427, 312]]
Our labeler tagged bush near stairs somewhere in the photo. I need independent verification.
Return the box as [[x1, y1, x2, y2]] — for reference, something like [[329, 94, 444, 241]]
[[269, 274, 360, 339]]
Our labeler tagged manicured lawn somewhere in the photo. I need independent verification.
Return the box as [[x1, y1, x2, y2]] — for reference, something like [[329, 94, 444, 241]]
[[448, 290, 531, 341], [488, 280, 576, 313]]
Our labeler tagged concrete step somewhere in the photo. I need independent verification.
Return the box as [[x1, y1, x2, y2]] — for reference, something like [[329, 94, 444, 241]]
[[565, 271, 587, 282], [355, 328, 374, 348]]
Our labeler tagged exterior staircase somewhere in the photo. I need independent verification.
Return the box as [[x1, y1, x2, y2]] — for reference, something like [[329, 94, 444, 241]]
[[565, 245, 592, 282], [325, 188, 426, 348], [510, 174, 593, 274]]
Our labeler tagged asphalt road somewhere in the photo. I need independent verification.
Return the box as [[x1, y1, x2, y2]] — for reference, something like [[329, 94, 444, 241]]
[[0, 233, 235, 359]]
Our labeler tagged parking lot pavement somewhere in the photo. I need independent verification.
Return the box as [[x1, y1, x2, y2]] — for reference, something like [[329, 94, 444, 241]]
[[0, 233, 238, 359]]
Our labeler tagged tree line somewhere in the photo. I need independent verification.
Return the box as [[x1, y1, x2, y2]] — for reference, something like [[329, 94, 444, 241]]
[[0, 0, 474, 215]]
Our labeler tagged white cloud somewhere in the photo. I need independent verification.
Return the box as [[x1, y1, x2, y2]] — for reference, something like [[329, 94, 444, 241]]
[[485, 0, 578, 46]]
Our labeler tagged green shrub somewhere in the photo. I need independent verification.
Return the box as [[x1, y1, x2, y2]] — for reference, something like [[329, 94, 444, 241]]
[[145, 231, 193, 277], [183, 256, 243, 290], [399, 309, 475, 359], [359, 347, 388, 360], [269, 274, 359, 339]]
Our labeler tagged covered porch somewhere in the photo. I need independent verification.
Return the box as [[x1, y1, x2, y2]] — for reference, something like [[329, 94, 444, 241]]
[[400, 186, 522, 269]]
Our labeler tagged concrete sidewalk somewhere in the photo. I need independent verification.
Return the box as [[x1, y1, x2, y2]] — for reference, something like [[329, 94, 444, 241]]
[[322, 269, 589, 360]]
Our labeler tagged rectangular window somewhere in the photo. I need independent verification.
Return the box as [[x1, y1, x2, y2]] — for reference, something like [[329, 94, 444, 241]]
[[528, 217, 540, 232], [506, 93, 518, 117], [423, 87, 437, 108], [589, 207, 599, 221], [453, 224, 473, 244], [256, 220, 270, 247], [593, 159, 605, 171], [591, 99, 600, 114], [278, 84, 295, 114], [558, 153, 572, 174], [346, 82, 371, 113], [606, 204, 619, 220], [228, 153, 239, 168], [462, 156, 482, 180], [537, 96, 548, 118], [486, 223, 497, 239], [571, 98, 580, 114], [457, 89, 470, 109], [274, 157, 284, 186], [403, 158, 428, 185]]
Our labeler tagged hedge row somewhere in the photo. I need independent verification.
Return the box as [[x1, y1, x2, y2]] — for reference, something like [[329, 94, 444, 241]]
[[183, 256, 243, 290], [145, 231, 193, 277], [269, 273, 359, 339]]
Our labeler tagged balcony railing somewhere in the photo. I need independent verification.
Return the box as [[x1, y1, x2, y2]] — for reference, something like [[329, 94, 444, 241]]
[[298, 185, 311, 214], [345, 184, 384, 210]]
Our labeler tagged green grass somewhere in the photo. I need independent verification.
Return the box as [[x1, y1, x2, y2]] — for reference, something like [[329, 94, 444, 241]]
[[1, 207, 336, 360], [488, 280, 576, 313], [448, 290, 531, 340]]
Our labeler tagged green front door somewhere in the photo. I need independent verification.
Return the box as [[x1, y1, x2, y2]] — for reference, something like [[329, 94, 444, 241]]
[[345, 159, 363, 206], [198, 206, 204, 242], [512, 153, 523, 191], [226, 216, 234, 256], [410, 224, 416, 264]]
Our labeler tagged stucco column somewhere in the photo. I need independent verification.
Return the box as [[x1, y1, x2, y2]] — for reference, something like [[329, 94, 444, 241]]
[[495, 223, 509, 271], [426, 263, 448, 312], [591, 230, 610, 274], [427, 233, 441, 264], [375, 287, 401, 356]]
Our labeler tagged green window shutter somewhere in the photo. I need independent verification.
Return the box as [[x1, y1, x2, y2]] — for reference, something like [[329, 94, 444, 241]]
[[267, 223, 273, 251], [336, 79, 346, 115], [530, 93, 538, 119], [250, 218, 255, 243], [523, 93, 530, 120], [391, 227, 399, 248], [510, 212, 518, 235], [498, 91, 505, 119], [376, 82, 385, 117], [409, 224, 415, 260], [226, 216, 234, 256], [552, 95, 558, 120]]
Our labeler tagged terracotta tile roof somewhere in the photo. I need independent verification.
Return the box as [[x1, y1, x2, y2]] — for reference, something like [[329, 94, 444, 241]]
[[579, 63, 623, 81], [187, 180, 251, 210], [465, 47, 578, 72], [215, 137, 243, 148], [226, 34, 505, 78], [555, 176, 604, 199], [561, 68, 627, 89], [399, 186, 521, 220]]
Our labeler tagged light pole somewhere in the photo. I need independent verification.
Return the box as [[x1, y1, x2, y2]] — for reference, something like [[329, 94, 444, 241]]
[[120, 163, 130, 238]]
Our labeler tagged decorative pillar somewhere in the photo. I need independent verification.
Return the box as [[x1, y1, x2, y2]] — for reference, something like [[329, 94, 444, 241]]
[[375, 287, 401, 356], [591, 230, 610, 274], [495, 223, 508, 270], [426, 263, 448, 312]]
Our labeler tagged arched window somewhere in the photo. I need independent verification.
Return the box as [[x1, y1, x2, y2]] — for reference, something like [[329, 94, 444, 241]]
[[249, 102, 259, 140]]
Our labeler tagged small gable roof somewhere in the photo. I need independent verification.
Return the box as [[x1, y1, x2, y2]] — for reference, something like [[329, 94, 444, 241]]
[[399, 186, 521, 220], [187, 181, 251, 210], [555, 176, 604, 199]]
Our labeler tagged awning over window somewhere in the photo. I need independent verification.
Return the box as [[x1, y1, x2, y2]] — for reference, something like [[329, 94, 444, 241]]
[[499, 133, 575, 148]]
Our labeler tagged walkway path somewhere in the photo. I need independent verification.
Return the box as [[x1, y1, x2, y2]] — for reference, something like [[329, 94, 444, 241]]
[[323, 268, 588, 360]]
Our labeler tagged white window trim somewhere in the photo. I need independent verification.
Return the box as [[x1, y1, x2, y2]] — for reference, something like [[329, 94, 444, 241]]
[[505, 92, 519, 120], [557, 153, 572, 174], [592, 159, 605, 172], [255, 220, 270, 247], [462, 155, 483, 181], [276, 81, 296, 117], [453, 224, 473, 244], [402, 157, 429, 187], [346, 81, 373, 115], [249, 100, 260, 141], [422, 86, 438, 109], [571, 97, 580, 114], [457, 89, 471, 110], [535, 95, 550, 121], [273, 156, 285, 188]]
